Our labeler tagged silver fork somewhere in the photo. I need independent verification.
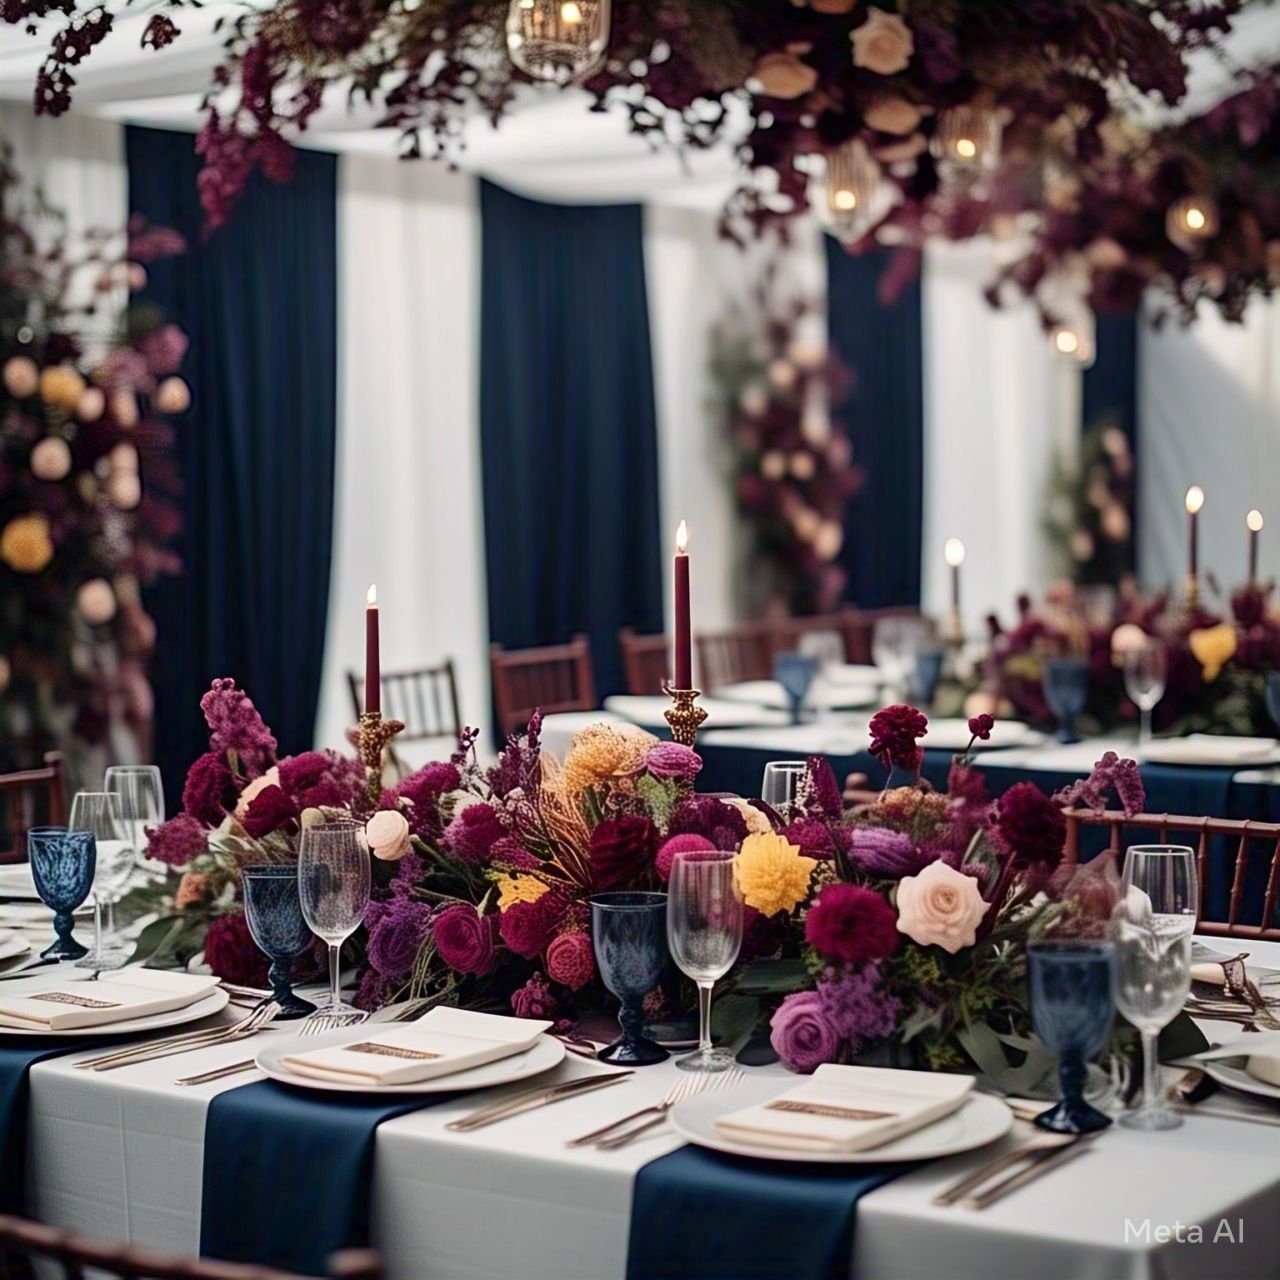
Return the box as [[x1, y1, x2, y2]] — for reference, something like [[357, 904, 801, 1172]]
[[78, 1001, 281, 1072], [595, 1068, 746, 1150], [74, 998, 276, 1070], [298, 1004, 370, 1036]]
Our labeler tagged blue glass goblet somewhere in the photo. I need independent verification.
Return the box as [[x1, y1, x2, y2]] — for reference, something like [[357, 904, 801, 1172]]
[[908, 646, 945, 706], [591, 891, 669, 1066], [1042, 656, 1090, 744], [1028, 940, 1115, 1135], [28, 827, 96, 960], [774, 652, 818, 725], [241, 864, 318, 1020], [1265, 671, 1280, 737]]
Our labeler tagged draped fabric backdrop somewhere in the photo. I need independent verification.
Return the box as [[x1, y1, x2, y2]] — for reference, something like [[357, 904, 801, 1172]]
[[825, 237, 924, 608], [1083, 311, 1140, 570], [479, 180, 664, 707], [126, 126, 338, 798]]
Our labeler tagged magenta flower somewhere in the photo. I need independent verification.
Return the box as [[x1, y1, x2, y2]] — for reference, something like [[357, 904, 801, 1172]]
[[656, 833, 716, 882], [240, 785, 298, 839], [499, 891, 568, 960], [511, 972, 559, 1021], [770, 990, 841, 1074], [802, 756, 844, 821], [443, 803, 507, 866], [589, 816, 658, 890], [993, 782, 1067, 872], [967, 713, 995, 741], [181, 752, 235, 826], [145, 814, 208, 866], [868, 704, 929, 774], [846, 827, 920, 878], [366, 897, 431, 981], [1053, 751, 1146, 817], [645, 742, 703, 783], [545, 931, 594, 990], [203, 913, 269, 987], [200, 678, 277, 777], [667, 795, 749, 850], [394, 762, 461, 839], [432, 905, 497, 975], [804, 884, 899, 965], [815, 964, 900, 1048]]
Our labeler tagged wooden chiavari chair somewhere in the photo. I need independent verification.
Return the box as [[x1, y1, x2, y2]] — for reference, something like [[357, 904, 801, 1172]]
[[347, 661, 462, 746], [767, 608, 862, 665], [490, 635, 596, 738], [617, 629, 669, 696], [841, 606, 930, 666], [694, 623, 775, 693], [0, 753, 66, 865]]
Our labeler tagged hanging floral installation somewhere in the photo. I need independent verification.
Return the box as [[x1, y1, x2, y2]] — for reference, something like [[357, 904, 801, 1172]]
[[0, 152, 188, 782], [10, 0, 1278, 334]]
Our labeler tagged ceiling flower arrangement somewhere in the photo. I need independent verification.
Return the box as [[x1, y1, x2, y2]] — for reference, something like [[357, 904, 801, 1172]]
[[10, 1, 1278, 327]]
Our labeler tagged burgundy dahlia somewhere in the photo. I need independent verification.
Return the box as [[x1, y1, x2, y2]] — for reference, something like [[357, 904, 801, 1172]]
[[667, 795, 749, 850], [868, 704, 929, 774], [181, 752, 236, 826], [443, 803, 506, 866], [240, 785, 299, 839], [499, 891, 568, 960], [804, 884, 899, 965], [203, 912, 269, 987], [589, 816, 658, 890], [993, 782, 1067, 871], [432, 904, 497, 976]]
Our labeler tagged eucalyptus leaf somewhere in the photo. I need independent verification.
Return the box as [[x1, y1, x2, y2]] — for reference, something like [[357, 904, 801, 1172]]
[[711, 993, 760, 1051], [732, 958, 808, 996]]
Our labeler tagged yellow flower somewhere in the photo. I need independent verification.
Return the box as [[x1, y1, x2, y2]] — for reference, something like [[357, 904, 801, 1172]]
[[1188, 624, 1237, 682], [735, 833, 816, 917], [495, 874, 549, 911], [1, 513, 54, 574], [561, 722, 657, 793]]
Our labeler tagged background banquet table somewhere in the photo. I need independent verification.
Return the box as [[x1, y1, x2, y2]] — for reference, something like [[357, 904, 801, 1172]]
[[20, 939, 1280, 1280]]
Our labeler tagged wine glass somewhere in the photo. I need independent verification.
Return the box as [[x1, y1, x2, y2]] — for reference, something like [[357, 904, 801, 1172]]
[[68, 791, 130, 971], [908, 646, 945, 706], [1123, 641, 1167, 746], [761, 761, 806, 822], [104, 765, 164, 940], [797, 629, 844, 674], [668, 850, 743, 1073], [1113, 845, 1198, 1131], [872, 616, 932, 700], [1041, 656, 1090, 744], [773, 652, 817, 724], [27, 827, 96, 960], [242, 864, 317, 1020], [298, 819, 371, 1023], [591, 891, 670, 1065], [1027, 940, 1116, 1134]]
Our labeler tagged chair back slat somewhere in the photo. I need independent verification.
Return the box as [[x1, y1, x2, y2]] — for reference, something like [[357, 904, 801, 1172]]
[[617, 628, 669, 696], [490, 635, 596, 738], [1227, 825, 1251, 929], [694, 623, 774, 692], [346, 661, 463, 746], [0, 753, 67, 865], [1260, 837, 1280, 935]]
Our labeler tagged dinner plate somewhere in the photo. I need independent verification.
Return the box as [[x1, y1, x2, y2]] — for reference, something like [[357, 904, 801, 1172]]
[[0, 985, 229, 1038], [715, 679, 879, 713], [1140, 735, 1280, 768], [0, 864, 40, 901], [1201, 1057, 1280, 1103], [255, 1026, 566, 1094], [669, 1078, 1013, 1164], [0, 931, 31, 964]]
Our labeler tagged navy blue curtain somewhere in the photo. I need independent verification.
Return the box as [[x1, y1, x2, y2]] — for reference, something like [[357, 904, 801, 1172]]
[[1083, 310, 1140, 567], [479, 180, 663, 704], [825, 239, 924, 607], [125, 127, 338, 802]]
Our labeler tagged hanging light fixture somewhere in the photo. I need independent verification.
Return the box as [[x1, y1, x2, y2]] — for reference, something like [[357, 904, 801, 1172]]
[[820, 139, 892, 242], [931, 103, 1002, 184], [506, 0, 611, 86], [1166, 193, 1219, 254]]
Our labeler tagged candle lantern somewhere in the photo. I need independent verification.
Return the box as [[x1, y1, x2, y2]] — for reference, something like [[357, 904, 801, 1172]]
[[1166, 194, 1220, 255], [931, 103, 1003, 184], [506, 0, 611, 85], [822, 139, 890, 243]]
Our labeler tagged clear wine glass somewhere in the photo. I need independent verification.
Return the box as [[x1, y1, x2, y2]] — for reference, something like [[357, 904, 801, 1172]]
[[104, 765, 163, 944], [872, 616, 931, 700], [1123, 641, 1167, 746], [1113, 845, 1198, 1131], [298, 819, 371, 1020], [668, 850, 743, 1073], [68, 791, 130, 971], [761, 761, 807, 822]]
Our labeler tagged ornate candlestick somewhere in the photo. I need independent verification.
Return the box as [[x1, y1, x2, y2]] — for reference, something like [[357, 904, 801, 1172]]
[[662, 681, 707, 748], [350, 710, 404, 807]]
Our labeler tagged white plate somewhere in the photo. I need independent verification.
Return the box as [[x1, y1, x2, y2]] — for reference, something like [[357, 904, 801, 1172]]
[[1201, 1057, 1280, 1103], [669, 1078, 1013, 1164], [0, 931, 30, 964], [922, 719, 1043, 752], [715, 679, 879, 713], [1140, 735, 1280, 768], [0, 985, 229, 1038], [0, 864, 40, 901], [255, 1026, 566, 1094]]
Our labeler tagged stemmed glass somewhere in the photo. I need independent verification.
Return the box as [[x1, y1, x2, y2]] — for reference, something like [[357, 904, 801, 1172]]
[[242, 865, 318, 1020], [1123, 641, 1167, 746], [104, 765, 163, 941], [27, 827, 96, 960], [68, 791, 131, 971], [1027, 939, 1116, 1134], [298, 819, 371, 1022], [774, 652, 818, 724], [668, 850, 743, 1073], [761, 761, 807, 823], [872, 616, 931, 700], [591, 891, 670, 1065], [1041, 656, 1090, 744], [1113, 845, 1198, 1131]]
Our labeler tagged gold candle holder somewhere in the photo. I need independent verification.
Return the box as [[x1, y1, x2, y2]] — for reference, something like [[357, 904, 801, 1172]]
[[350, 710, 405, 808], [662, 682, 707, 748]]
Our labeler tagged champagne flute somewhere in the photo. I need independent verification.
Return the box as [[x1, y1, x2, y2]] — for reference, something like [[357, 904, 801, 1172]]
[[298, 819, 370, 1021], [761, 761, 806, 823], [668, 850, 743, 1073], [1123, 641, 1167, 746], [68, 791, 129, 971], [1113, 845, 1198, 1131], [104, 765, 163, 945]]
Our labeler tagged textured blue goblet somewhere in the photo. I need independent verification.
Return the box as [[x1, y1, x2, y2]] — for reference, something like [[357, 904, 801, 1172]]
[[1042, 657, 1091, 744], [592, 891, 669, 1065], [242, 864, 317, 1019], [908, 646, 945, 706], [1265, 671, 1280, 736], [774, 652, 818, 725], [1028, 940, 1115, 1134], [28, 826, 96, 960]]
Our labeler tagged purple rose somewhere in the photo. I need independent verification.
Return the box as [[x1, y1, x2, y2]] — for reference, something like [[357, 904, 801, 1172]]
[[366, 898, 431, 981], [770, 990, 841, 1074], [511, 972, 559, 1021], [432, 904, 497, 975], [645, 742, 703, 783]]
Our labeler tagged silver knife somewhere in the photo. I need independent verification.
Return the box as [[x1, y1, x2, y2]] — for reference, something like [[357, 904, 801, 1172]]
[[961, 1134, 1096, 1210], [446, 1071, 633, 1132]]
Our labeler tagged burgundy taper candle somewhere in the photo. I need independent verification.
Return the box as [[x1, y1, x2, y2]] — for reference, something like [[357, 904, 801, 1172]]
[[365, 583, 380, 714], [1247, 509, 1263, 584], [1185, 486, 1204, 582], [673, 521, 692, 689]]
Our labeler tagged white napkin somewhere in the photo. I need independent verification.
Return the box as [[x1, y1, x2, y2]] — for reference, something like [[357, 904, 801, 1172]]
[[0, 970, 219, 1031], [1141, 734, 1280, 767], [279, 1007, 551, 1087], [715, 1064, 974, 1153]]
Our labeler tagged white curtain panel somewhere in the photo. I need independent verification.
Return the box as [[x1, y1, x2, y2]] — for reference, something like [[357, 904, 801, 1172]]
[[314, 153, 490, 757], [920, 238, 1081, 632], [1138, 298, 1280, 597]]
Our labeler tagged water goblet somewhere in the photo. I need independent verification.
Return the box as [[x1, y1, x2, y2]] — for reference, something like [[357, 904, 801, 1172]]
[[242, 864, 318, 1020], [27, 827, 97, 961], [1123, 641, 1167, 746], [668, 850, 743, 1073], [104, 764, 163, 941], [797, 630, 844, 674], [68, 791, 130, 972], [908, 646, 945, 706], [774, 652, 818, 724], [761, 760, 807, 823], [298, 819, 371, 1018], [1041, 656, 1090, 744], [1028, 939, 1116, 1134], [591, 891, 669, 1065]]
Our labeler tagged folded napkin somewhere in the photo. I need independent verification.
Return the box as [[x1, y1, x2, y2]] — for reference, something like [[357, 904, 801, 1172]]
[[0, 970, 219, 1031], [279, 1007, 551, 1087], [715, 1064, 974, 1153]]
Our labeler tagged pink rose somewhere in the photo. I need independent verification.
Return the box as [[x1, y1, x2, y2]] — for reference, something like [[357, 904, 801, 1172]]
[[367, 809, 411, 861], [850, 8, 914, 75], [895, 860, 988, 954]]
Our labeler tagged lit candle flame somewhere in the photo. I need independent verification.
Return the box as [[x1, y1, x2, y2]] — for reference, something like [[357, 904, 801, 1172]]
[[944, 537, 966, 568], [832, 189, 857, 212], [955, 138, 977, 160], [1247, 509, 1264, 533], [560, 1, 582, 22], [676, 520, 688, 554], [1053, 328, 1079, 355], [1185, 485, 1205, 515], [367, 583, 378, 607], [1185, 205, 1206, 231]]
